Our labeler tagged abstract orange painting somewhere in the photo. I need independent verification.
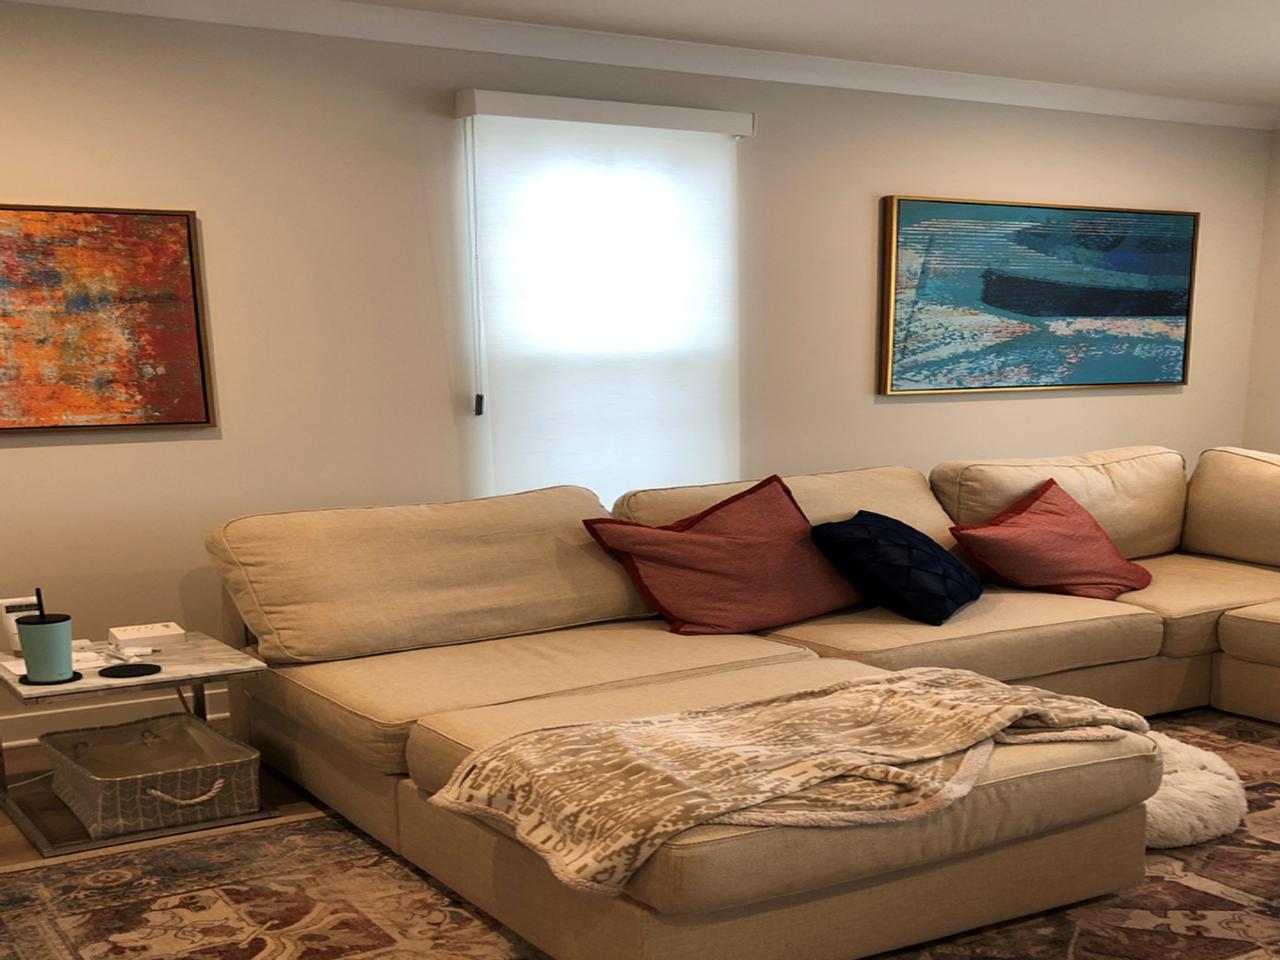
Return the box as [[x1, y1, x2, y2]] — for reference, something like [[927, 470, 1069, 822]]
[[0, 205, 211, 431]]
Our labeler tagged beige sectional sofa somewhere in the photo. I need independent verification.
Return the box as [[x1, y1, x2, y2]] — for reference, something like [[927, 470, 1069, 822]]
[[207, 444, 1280, 960]]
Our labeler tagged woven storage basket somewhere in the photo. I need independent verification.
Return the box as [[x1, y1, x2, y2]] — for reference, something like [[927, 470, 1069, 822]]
[[40, 713, 260, 839]]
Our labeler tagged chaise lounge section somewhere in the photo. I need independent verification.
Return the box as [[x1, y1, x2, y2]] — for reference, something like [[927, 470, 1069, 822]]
[[397, 661, 1156, 960], [206, 444, 1279, 960]]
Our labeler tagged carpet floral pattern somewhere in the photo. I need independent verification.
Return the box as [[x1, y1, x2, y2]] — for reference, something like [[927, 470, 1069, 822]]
[[0, 817, 543, 960], [887, 709, 1280, 960], [0, 709, 1276, 960]]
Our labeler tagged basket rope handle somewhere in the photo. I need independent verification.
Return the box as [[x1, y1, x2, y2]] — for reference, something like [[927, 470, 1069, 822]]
[[145, 778, 225, 806]]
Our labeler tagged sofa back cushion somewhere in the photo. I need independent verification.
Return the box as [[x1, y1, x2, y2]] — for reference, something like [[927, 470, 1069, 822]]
[[207, 485, 653, 665], [949, 479, 1153, 600], [613, 466, 957, 548], [929, 446, 1186, 559], [1184, 447, 1280, 567]]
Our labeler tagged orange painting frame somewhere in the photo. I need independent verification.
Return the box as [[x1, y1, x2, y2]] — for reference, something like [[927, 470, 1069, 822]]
[[0, 204, 213, 432]]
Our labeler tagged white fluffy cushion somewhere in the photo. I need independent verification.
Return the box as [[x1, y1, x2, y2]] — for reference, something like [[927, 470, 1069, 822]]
[[1145, 731, 1247, 848]]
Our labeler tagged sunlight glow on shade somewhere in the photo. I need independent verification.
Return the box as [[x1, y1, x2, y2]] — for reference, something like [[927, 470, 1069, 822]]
[[506, 165, 709, 353], [469, 116, 739, 505]]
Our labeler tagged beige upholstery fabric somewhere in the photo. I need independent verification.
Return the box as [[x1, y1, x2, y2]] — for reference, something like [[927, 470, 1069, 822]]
[[1219, 601, 1280, 666], [1213, 653, 1280, 724], [1116, 553, 1280, 656], [1020, 653, 1213, 717], [626, 733, 1155, 914], [247, 622, 812, 774], [1185, 447, 1280, 568], [206, 485, 651, 664], [405, 660, 1156, 916], [613, 466, 957, 547], [408, 659, 881, 792], [929, 446, 1186, 559], [243, 697, 403, 849], [762, 588, 1160, 680], [400, 787, 1144, 960]]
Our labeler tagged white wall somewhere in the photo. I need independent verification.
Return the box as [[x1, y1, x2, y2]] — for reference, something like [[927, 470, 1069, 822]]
[[1246, 129, 1280, 451], [736, 86, 1267, 474], [0, 2, 1271, 663]]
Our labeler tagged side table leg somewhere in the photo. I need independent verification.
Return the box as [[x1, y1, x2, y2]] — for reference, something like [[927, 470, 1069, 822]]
[[192, 683, 208, 721], [0, 716, 49, 856], [0, 716, 8, 792]]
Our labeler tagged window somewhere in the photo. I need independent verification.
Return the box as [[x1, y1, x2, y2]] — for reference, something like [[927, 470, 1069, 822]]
[[459, 92, 752, 507]]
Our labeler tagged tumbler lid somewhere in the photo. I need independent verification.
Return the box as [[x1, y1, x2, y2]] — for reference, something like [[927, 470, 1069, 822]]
[[16, 613, 70, 625]]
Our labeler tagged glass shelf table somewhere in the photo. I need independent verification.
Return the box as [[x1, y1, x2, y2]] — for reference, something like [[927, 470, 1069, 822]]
[[0, 632, 271, 856]]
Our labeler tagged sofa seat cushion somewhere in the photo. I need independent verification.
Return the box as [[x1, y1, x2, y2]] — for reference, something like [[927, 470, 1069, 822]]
[[250, 621, 814, 774], [762, 587, 1161, 680], [407, 659, 882, 793], [1219, 601, 1280, 666], [1115, 553, 1280, 657], [406, 659, 1159, 915]]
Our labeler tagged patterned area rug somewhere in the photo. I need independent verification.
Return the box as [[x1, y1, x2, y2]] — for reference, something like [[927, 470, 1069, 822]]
[[886, 709, 1280, 959], [0, 709, 1276, 960]]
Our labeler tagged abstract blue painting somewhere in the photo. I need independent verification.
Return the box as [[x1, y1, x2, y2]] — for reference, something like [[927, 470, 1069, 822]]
[[880, 197, 1198, 394]]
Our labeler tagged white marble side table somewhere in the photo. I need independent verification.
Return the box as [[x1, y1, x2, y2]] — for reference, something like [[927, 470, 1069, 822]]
[[0, 631, 269, 856]]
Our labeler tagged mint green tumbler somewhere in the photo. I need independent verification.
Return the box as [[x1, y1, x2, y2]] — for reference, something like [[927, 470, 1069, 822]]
[[16, 614, 74, 683]]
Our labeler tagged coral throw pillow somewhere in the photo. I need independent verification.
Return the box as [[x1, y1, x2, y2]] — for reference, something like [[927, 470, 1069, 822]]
[[949, 479, 1152, 601], [584, 476, 859, 634]]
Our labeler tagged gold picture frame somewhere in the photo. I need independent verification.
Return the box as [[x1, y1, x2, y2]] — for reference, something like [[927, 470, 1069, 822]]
[[879, 195, 1199, 395]]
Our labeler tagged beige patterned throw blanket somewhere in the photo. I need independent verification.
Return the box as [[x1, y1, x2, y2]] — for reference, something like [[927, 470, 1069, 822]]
[[432, 667, 1149, 896]]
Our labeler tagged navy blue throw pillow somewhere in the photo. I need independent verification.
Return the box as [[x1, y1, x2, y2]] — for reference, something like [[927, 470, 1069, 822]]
[[811, 511, 981, 625]]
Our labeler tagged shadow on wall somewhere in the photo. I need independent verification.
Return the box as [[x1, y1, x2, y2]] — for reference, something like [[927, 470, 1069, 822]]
[[0, 426, 223, 450], [180, 566, 228, 639]]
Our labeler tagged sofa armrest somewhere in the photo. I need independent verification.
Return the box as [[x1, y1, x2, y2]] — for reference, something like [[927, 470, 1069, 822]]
[[1184, 447, 1280, 566]]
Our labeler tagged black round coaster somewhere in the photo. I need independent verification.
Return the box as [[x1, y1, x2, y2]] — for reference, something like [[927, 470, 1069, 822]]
[[19, 671, 83, 686], [99, 663, 162, 678]]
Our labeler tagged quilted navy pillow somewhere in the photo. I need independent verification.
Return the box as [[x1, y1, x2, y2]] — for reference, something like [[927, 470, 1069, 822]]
[[811, 511, 981, 625]]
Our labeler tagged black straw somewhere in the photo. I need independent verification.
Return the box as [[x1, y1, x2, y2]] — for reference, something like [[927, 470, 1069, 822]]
[[35, 587, 45, 620]]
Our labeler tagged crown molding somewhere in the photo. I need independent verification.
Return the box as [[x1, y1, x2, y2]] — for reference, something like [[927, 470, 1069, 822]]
[[15, 0, 1280, 130]]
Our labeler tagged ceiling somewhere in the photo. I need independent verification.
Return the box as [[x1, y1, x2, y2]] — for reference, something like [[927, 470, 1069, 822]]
[[342, 0, 1280, 108]]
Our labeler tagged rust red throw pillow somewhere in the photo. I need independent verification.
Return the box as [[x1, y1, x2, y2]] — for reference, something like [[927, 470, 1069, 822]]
[[949, 479, 1152, 601], [584, 476, 859, 634]]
